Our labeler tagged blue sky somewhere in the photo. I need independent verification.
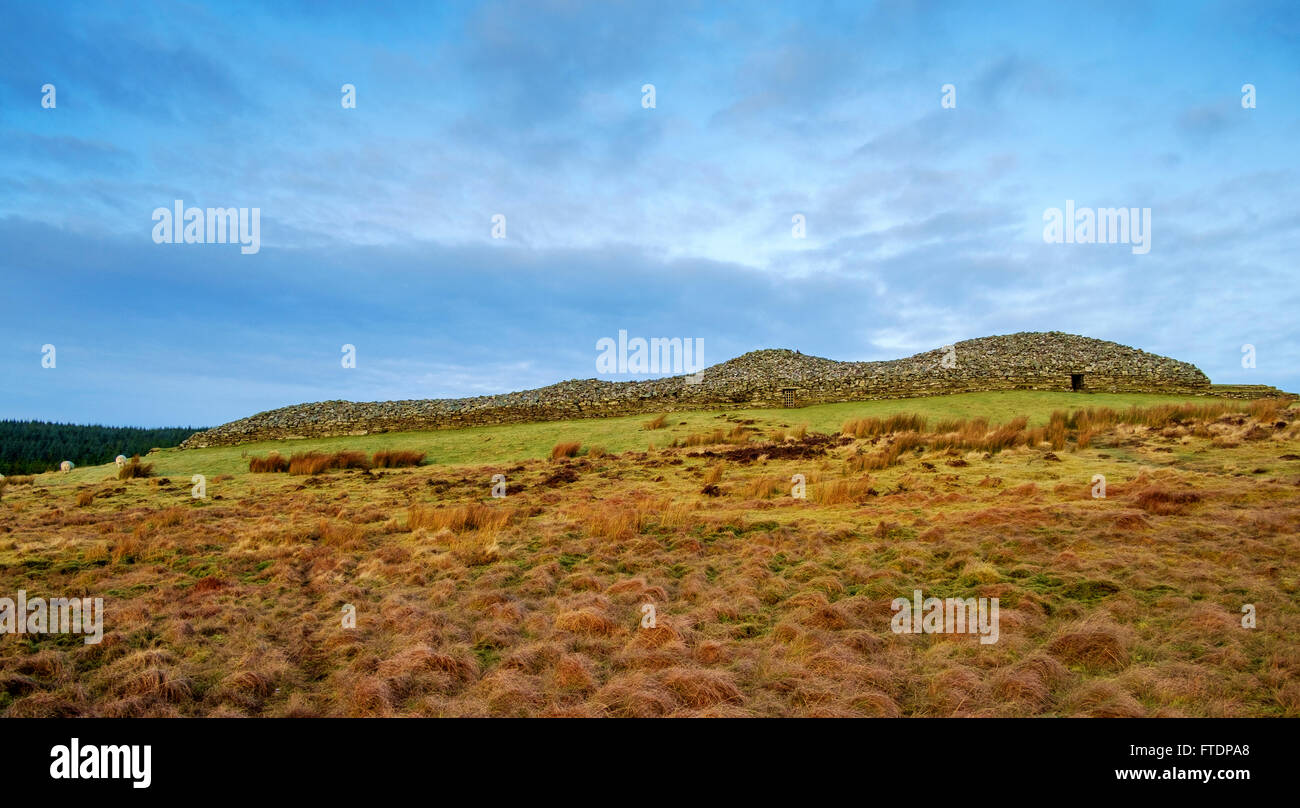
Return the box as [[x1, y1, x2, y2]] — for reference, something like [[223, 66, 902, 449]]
[[2, 0, 1298, 426]]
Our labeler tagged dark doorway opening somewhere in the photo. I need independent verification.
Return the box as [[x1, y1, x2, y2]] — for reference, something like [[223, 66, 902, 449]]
[[781, 387, 797, 407], [1071, 374, 1084, 391]]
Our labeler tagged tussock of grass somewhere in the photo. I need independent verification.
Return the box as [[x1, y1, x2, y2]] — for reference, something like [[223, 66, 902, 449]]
[[584, 507, 643, 541], [744, 476, 785, 499], [814, 476, 874, 505], [252, 449, 422, 472], [833, 399, 1294, 462], [288, 451, 371, 475], [1, 393, 1295, 718], [249, 452, 289, 473], [288, 453, 332, 475], [842, 413, 928, 438], [683, 429, 726, 447], [1134, 486, 1201, 515], [1046, 628, 1129, 672], [372, 450, 425, 468], [555, 609, 618, 636], [680, 425, 752, 447], [550, 441, 582, 460], [1064, 399, 1287, 431], [446, 530, 501, 566], [408, 502, 510, 533], [117, 455, 153, 479]]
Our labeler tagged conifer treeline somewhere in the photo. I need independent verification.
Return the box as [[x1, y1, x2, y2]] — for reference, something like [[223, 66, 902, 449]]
[[0, 420, 203, 475]]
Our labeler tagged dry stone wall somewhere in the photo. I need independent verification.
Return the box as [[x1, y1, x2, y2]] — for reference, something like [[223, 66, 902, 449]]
[[180, 332, 1229, 448]]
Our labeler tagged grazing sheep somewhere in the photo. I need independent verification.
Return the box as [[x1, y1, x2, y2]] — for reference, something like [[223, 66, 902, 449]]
[[60, 460, 74, 473], [115, 455, 127, 468]]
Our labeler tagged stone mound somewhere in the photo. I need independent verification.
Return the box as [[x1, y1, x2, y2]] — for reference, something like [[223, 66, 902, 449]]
[[180, 332, 1214, 448]]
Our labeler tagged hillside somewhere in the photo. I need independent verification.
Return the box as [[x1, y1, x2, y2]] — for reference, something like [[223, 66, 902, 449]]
[[0, 421, 204, 476], [181, 332, 1226, 448], [51, 390, 1255, 482], [2, 393, 1297, 717]]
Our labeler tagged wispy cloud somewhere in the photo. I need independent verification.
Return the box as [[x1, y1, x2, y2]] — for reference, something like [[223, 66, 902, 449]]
[[2, 0, 1297, 425]]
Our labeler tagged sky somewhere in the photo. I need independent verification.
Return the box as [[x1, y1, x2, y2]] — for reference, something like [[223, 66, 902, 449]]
[[1, 0, 1297, 427]]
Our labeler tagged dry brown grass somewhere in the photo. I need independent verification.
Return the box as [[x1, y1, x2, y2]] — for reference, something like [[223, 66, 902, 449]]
[[683, 429, 726, 447], [110, 530, 144, 565], [555, 609, 619, 636], [661, 668, 743, 708], [117, 455, 153, 479], [447, 531, 502, 566], [982, 416, 1029, 453], [584, 507, 644, 541], [1, 397, 1296, 718], [842, 413, 928, 438], [1248, 397, 1284, 421], [848, 432, 927, 471], [743, 476, 785, 499], [643, 414, 668, 430], [313, 519, 366, 549], [1064, 399, 1286, 430], [814, 476, 874, 505], [836, 399, 1294, 460], [334, 450, 371, 469], [1133, 486, 1202, 515], [681, 425, 751, 447], [1047, 628, 1129, 672], [1047, 411, 1067, 450], [408, 502, 510, 533], [288, 450, 371, 475], [843, 415, 1034, 458], [152, 506, 190, 528], [372, 450, 425, 468], [847, 450, 891, 472], [288, 452, 332, 475], [550, 441, 582, 460], [249, 452, 290, 473]]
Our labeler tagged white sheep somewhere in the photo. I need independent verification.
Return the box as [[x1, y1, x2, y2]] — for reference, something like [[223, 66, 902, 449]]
[[60, 460, 74, 473], [115, 455, 127, 468]]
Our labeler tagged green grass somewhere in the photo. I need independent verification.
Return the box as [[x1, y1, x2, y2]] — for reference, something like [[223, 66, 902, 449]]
[[43, 389, 1228, 484]]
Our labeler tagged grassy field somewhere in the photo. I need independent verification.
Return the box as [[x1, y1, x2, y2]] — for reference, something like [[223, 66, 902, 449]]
[[52, 390, 1243, 483], [2, 391, 1298, 717]]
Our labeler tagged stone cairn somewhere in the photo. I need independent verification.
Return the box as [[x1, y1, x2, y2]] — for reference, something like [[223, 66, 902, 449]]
[[180, 331, 1259, 449]]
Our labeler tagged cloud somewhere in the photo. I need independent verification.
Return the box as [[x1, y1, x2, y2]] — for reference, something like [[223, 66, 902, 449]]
[[1178, 104, 1233, 136], [2, 1, 1298, 425]]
